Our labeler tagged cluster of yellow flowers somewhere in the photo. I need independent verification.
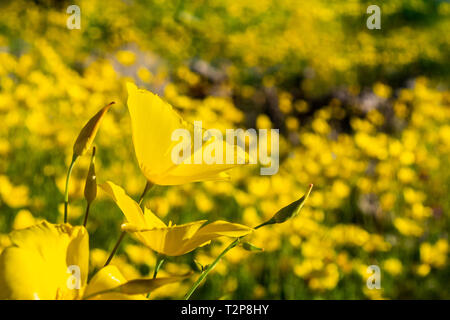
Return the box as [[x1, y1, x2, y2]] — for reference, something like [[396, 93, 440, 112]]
[[0, 79, 313, 299], [0, 0, 448, 299]]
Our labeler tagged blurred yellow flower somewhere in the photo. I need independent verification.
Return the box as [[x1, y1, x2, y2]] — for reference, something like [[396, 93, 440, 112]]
[[116, 50, 136, 66], [373, 82, 392, 99], [383, 258, 403, 276], [256, 114, 272, 130], [416, 264, 431, 277], [420, 240, 448, 268], [100, 181, 253, 256], [331, 180, 350, 198], [394, 217, 423, 237]]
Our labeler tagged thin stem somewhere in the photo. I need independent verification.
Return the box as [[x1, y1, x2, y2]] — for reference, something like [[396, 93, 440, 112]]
[[82, 202, 91, 227], [138, 181, 153, 206], [184, 221, 269, 300], [184, 238, 241, 300], [64, 156, 77, 224], [153, 256, 165, 279], [147, 255, 165, 299], [104, 231, 125, 267], [253, 222, 269, 230]]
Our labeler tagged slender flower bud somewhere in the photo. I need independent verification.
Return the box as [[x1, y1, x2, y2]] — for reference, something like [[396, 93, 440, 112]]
[[84, 146, 97, 204], [73, 102, 114, 158], [256, 184, 313, 229]]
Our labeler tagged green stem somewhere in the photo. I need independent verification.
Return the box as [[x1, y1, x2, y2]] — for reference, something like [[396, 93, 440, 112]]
[[147, 255, 165, 299], [184, 238, 241, 300], [183, 222, 268, 300], [64, 156, 77, 224], [153, 256, 165, 279], [82, 202, 91, 227], [104, 231, 125, 267], [138, 181, 153, 206]]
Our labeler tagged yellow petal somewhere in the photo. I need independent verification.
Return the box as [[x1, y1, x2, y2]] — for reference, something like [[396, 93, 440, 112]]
[[126, 82, 250, 185], [127, 221, 207, 256], [185, 221, 253, 250], [84, 265, 189, 300], [195, 220, 253, 238], [143, 207, 167, 229], [112, 275, 190, 295], [127, 82, 186, 182], [12, 209, 36, 230], [99, 181, 145, 226], [83, 265, 144, 300], [0, 221, 88, 300], [73, 102, 114, 157]]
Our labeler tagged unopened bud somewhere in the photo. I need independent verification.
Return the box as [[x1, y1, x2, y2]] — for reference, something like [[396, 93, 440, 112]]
[[73, 102, 114, 157], [256, 184, 313, 229]]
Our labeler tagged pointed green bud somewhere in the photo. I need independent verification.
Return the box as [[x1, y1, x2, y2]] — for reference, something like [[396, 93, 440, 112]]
[[256, 184, 313, 229], [241, 242, 264, 252], [73, 102, 114, 157], [84, 146, 97, 204]]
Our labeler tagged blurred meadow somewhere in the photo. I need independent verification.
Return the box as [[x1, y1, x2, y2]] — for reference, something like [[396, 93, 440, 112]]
[[0, 0, 449, 299]]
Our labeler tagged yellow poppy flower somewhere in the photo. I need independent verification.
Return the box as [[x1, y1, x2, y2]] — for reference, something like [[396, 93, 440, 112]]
[[0, 221, 184, 300], [126, 82, 248, 185], [100, 181, 253, 256], [0, 221, 88, 300]]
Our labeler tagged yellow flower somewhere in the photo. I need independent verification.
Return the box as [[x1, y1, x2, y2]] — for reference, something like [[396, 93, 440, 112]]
[[0, 221, 182, 300], [383, 258, 403, 276], [420, 240, 448, 268], [116, 50, 136, 66], [126, 82, 247, 185], [394, 217, 423, 237], [100, 181, 253, 256], [0, 221, 89, 299]]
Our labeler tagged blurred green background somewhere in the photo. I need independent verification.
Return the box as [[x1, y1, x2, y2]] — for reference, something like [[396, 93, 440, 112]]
[[0, 0, 449, 299]]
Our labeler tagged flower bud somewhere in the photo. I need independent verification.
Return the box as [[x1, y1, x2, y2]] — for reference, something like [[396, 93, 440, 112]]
[[256, 184, 313, 229], [73, 102, 114, 157]]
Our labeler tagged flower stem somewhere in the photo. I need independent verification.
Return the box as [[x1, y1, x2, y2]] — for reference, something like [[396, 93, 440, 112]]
[[82, 202, 91, 227], [138, 181, 153, 206], [104, 231, 125, 267], [147, 255, 165, 299], [184, 222, 269, 299], [153, 256, 165, 279], [184, 238, 241, 300], [64, 156, 77, 224]]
